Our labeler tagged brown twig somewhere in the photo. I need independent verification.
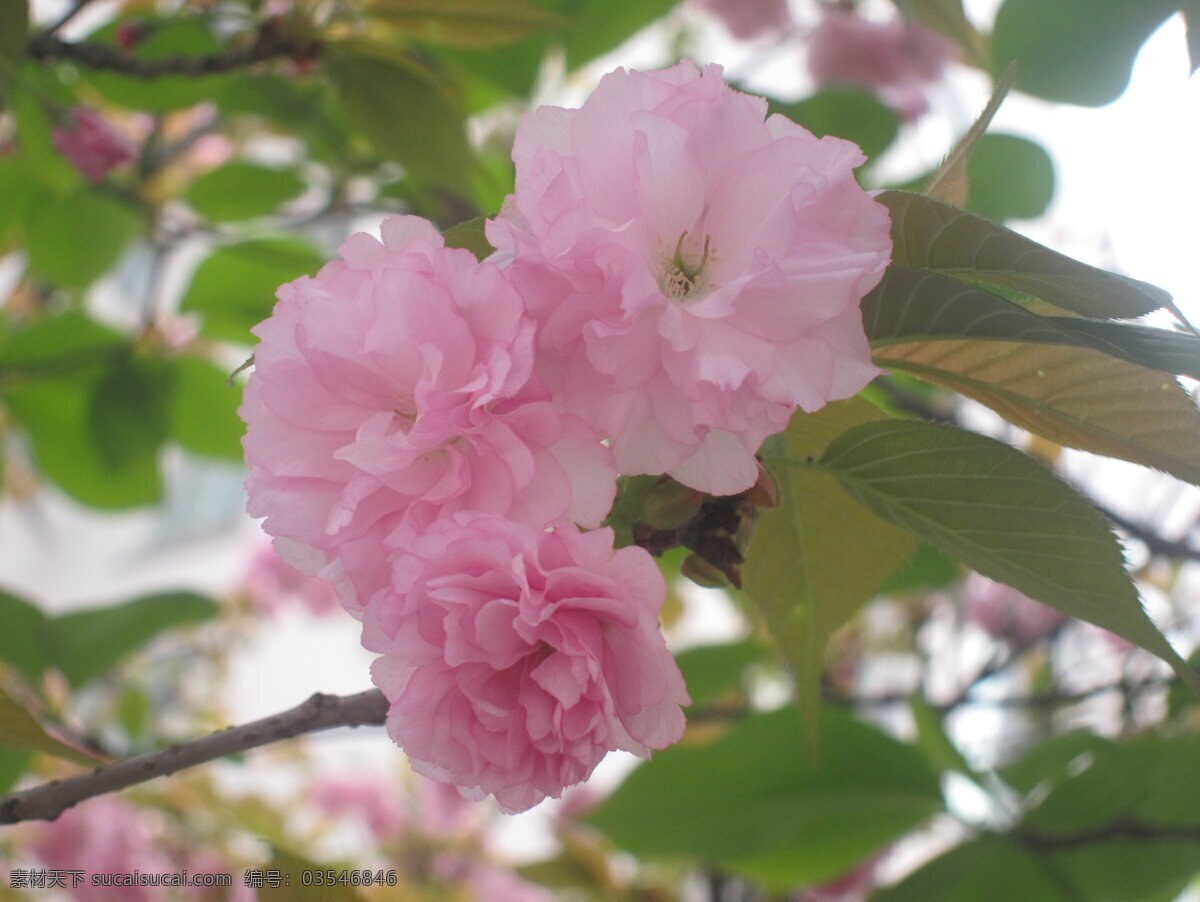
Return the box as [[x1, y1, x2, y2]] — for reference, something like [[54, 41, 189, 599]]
[[0, 689, 387, 825]]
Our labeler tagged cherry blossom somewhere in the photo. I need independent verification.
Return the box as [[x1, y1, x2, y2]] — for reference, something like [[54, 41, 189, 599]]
[[807, 8, 956, 121], [363, 513, 689, 813], [488, 61, 890, 495], [240, 216, 616, 613], [51, 108, 137, 183]]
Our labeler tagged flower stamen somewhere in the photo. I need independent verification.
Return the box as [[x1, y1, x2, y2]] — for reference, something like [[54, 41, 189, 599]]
[[661, 230, 713, 300]]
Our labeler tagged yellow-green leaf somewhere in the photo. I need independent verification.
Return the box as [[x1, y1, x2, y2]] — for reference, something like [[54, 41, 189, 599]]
[[747, 399, 917, 732], [325, 42, 472, 193], [0, 685, 96, 766], [874, 338, 1200, 487], [363, 0, 566, 48]]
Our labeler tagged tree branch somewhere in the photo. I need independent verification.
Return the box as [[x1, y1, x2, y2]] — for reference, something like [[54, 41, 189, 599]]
[[0, 689, 387, 825], [26, 26, 319, 79]]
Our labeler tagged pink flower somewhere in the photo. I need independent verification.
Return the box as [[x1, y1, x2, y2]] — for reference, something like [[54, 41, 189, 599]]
[[364, 513, 689, 813], [26, 797, 175, 902], [242, 543, 341, 618], [310, 776, 407, 838], [240, 216, 616, 613], [962, 573, 1064, 645], [51, 108, 138, 183], [488, 62, 890, 495], [691, 0, 791, 40], [806, 9, 956, 120]]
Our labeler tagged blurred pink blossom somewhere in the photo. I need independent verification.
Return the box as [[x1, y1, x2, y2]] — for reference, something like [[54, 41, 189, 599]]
[[52, 108, 138, 183], [240, 215, 616, 614], [488, 61, 889, 494], [29, 797, 172, 902], [962, 573, 1064, 645], [24, 795, 253, 901], [310, 776, 406, 838], [691, 0, 791, 40], [188, 134, 236, 169], [364, 513, 689, 813], [806, 9, 956, 120], [241, 543, 341, 618]]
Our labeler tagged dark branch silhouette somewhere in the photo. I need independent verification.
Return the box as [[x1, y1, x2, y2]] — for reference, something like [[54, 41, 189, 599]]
[[0, 689, 386, 825], [27, 24, 319, 79]]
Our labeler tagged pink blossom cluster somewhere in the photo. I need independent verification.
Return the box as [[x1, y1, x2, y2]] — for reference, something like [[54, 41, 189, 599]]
[[241, 543, 342, 618], [241, 62, 890, 811], [807, 8, 956, 121], [20, 796, 255, 902]]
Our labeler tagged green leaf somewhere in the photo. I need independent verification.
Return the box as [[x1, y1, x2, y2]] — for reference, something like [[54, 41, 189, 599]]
[[167, 355, 246, 460], [438, 33, 549, 98], [0, 157, 54, 246], [998, 730, 1112, 797], [872, 835, 1071, 902], [46, 592, 219, 687], [863, 267, 1200, 379], [0, 590, 51, 684], [0, 311, 127, 379], [747, 400, 918, 729], [879, 191, 1170, 318], [442, 216, 494, 261], [873, 337, 1200, 487], [180, 238, 323, 344], [0, 746, 31, 794], [216, 74, 350, 165], [910, 695, 975, 781], [185, 163, 306, 222], [587, 706, 942, 888], [560, 0, 677, 69], [0, 685, 96, 765], [990, 0, 1175, 106], [773, 88, 899, 161], [25, 189, 143, 290], [926, 64, 1015, 207], [363, 0, 567, 48], [1050, 842, 1200, 902], [1015, 735, 1200, 901], [815, 420, 1200, 691], [5, 371, 163, 508], [879, 542, 960, 595], [1023, 735, 1200, 835], [966, 133, 1054, 221], [325, 43, 473, 194], [88, 357, 171, 473], [0, 0, 29, 103], [86, 17, 234, 112], [752, 418, 914, 658], [674, 640, 770, 710]]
